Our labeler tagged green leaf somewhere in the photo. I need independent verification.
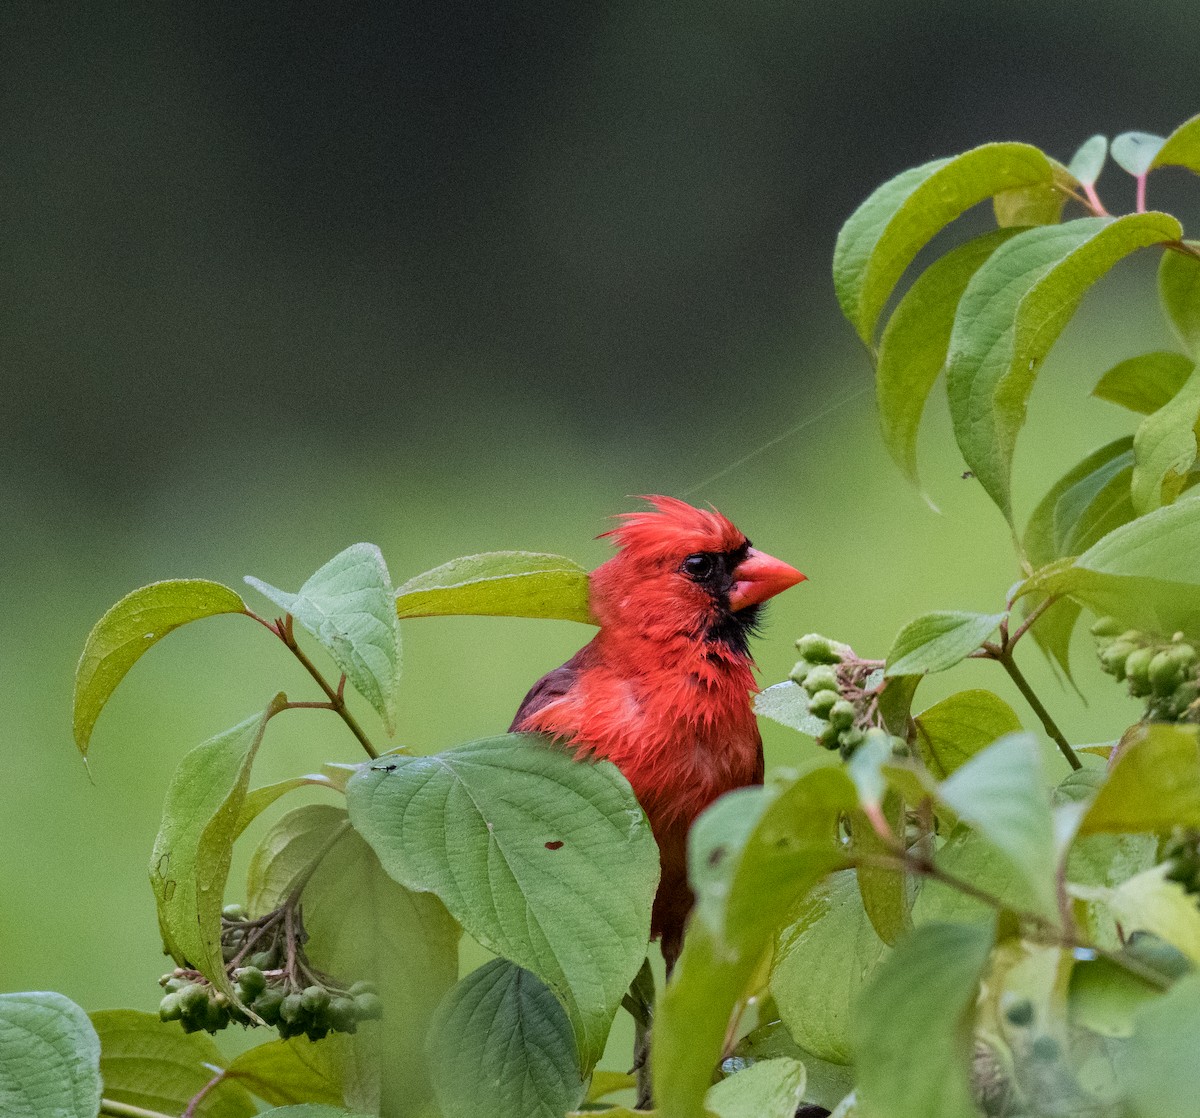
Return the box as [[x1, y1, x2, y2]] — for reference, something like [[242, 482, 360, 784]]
[[257, 1108, 372, 1118], [688, 786, 776, 936], [346, 734, 658, 1070], [427, 959, 583, 1118], [914, 689, 1023, 779], [1068, 955, 1164, 1038], [706, 1057, 807, 1118], [1160, 247, 1200, 356], [731, 1022, 855, 1111], [151, 701, 282, 1001], [394, 551, 594, 624], [992, 175, 1067, 228], [937, 733, 1057, 920], [771, 871, 890, 1063], [1097, 864, 1200, 964], [1081, 724, 1200, 835], [91, 1010, 255, 1118], [853, 922, 994, 1118], [753, 681, 825, 737], [1112, 132, 1166, 176], [234, 776, 332, 838], [226, 1035, 351, 1108], [885, 610, 1004, 677], [654, 768, 856, 1118], [73, 579, 247, 755], [853, 793, 913, 946], [1132, 363, 1200, 514], [0, 993, 100, 1118], [246, 544, 401, 733], [1152, 113, 1200, 175], [876, 229, 1018, 490], [1094, 352, 1195, 414], [245, 804, 459, 1116], [1123, 972, 1200, 1117], [914, 830, 1027, 924], [833, 143, 1055, 345], [947, 213, 1183, 521], [1068, 134, 1108, 185]]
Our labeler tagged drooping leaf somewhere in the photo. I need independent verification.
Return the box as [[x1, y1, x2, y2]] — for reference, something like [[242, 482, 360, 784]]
[[151, 701, 283, 1002], [91, 1010, 255, 1118], [937, 733, 1058, 920], [706, 1057, 807, 1118], [654, 767, 856, 1118], [875, 229, 1018, 490], [73, 579, 247, 755], [346, 734, 658, 1070], [753, 681, 825, 737], [853, 922, 994, 1118], [234, 776, 334, 839], [853, 793, 913, 945], [394, 551, 594, 624], [992, 174, 1067, 228], [227, 1034, 360, 1109], [1152, 113, 1200, 175], [771, 870, 890, 1064], [427, 959, 583, 1118], [1068, 134, 1108, 185], [946, 213, 1182, 521], [246, 544, 401, 733], [246, 804, 459, 1116], [1111, 132, 1166, 176], [1132, 363, 1200, 514], [1094, 352, 1196, 415], [0, 993, 101, 1118], [1159, 247, 1200, 355], [833, 143, 1055, 346], [731, 1022, 855, 1111], [885, 610, 1004, 677], [1123, 972, 1200, 1117], [913, 689, 1023, 779]]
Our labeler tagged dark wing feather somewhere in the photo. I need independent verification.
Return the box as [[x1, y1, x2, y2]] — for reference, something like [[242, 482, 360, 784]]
[[509, 643, 594, 731]]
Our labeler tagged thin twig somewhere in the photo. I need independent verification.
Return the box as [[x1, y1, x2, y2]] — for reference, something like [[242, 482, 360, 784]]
[[285, 819, 354, 908], [182, 1067, 227, 1118], [101, 1102, 175, 1118], [997, 649, 1082, 770]]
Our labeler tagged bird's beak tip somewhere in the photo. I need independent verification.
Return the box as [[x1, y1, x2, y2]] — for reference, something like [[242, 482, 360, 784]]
[[728, 547, 806, 611]]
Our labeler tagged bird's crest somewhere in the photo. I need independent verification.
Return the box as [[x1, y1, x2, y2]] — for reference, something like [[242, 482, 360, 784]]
[[601, 496, 746, 562]]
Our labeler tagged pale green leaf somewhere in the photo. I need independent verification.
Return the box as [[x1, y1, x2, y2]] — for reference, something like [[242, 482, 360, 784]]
[[876, 229, 1017, 489], [257, 1108, 372, 1118], [74, 579, 247, 755], [394, 551, 594, 624], [688, 786, 775, 936], [246, 803, 350, 915], [1159, 247, 1200, 356], [1111, 132, 1165, 176], [247, 544, 401, 733], [1103, 864, 1200, 964], [1094, 351, 1195, 414], [234, 776, 333, 839], [885, 610, 1004, 677], [91, 1010, 255, 1118], [853, 922, 994, 1118], [947, 213, 1182, 521], [853, 794, 913, 946], [914, 829, 1028, 925], [706, 1057, 807, 1118], [772, 871, 890, 1064], [1132, 363, 1200, 514], [914, 689, 1022, 779], [427, 959, 583, 1118], [585, 1070, 636, 1102], [833, 144, 1055, 345], [0, 993, 100, 1118], [1152, 113, 1200, 174], [937, 733, 1057, 920], [731, 1022, 855, 1111], [753, 681, 825, 737], [1122, 972, 1200, 1117], [346, 734, 658, 1071], [1068, 955, 1164, 1038], [1068, 134, 1108, 185], [992, 176, 1067, 228], [227, 1034, 357, 1109], [151, 702, 282, 1002]]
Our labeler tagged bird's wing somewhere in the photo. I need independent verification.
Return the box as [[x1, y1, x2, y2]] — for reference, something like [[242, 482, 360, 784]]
[[509, 643, 595, 732]]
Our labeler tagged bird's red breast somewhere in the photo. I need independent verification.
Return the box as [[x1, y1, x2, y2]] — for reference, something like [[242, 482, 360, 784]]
[[510, 496, 805, 963]]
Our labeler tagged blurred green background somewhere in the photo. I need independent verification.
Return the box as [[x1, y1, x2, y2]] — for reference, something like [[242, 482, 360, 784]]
[[5, 0, 1200, 1083]]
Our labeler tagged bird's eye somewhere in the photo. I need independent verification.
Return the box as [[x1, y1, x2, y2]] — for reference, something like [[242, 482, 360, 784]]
[[683, 553, 714, 579]]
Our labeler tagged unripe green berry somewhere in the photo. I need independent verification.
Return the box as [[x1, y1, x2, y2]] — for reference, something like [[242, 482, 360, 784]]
[[1031, 1035, 1060, 1062], [280, 993, 304, 1024], [1004, 998, 1034, 1027], [788, 660, 812, 685], [354, 992, 383, 1021], [158, 993, 183, 1022], [222, 903, 248, 922], [252, 989, 284, 1025], [1125, 647, 1155, 695], [305, 1022, 330, 1042], [163, 976, 187, 994], [204, 998, 229, 1034], [803, 665, 839, 696], [796, 634, 840, 665], [838, 727, 866, 758], [1170, 643, 1198, 668], [891, 740, 910, 759], [828, 699, 856, 731], [179, 984, 208, 1015], [234, 966, 266, 998], [328, 996, 358, 1033], [806, 689, 839, 719], [348, 980, 378, 997], [816, 726, 840, 751], [1126, 931, 1194, 980], [301, 985, 329, 1013], [1090, 616, 1122, 638], [248, 950, 277, 971], [1149, 650, 1185, 694], [1099, 641, 1135, 678]]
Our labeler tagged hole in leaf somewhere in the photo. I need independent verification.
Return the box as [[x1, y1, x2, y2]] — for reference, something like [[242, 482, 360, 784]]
[[545, 840, 564, 850]]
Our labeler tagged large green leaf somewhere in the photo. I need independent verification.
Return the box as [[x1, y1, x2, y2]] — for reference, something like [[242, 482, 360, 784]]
[[247, 804, 459, 1116], [654, 768, 856, 1118], [913, 689, 1023, 779], [150, 701, 282, 1002], [226, 1035, 355, 1109], [1160, 247, 1200, 356], [946, 213, 1182, 522], [833, 143, 1055, 346], [875, 229, 1017, 490], [345, 734, 657, 1070], [885, 610, 1004, 677], [427, 959, 583, 1118], [1123, 972, 1200, 1117], [246, 544, 401, 733], [937, 733, 1058, 920], [1093, 352, 1196, 415], [1132, 362, 1200, 514], [771, 870, 889, 1064], [730, 1023, 855, 1112], [394, 551, 594, 624], [753, 681, 825, 737], [706, 1057, 807, 1118], [853, 922, 994, 1118], [0, 993, 100, 1118], [1091, 864, 1200, 964], [73, 579, 247, 755], [91, 1010, 255, 1118], [1152, 113, 1200, 175]]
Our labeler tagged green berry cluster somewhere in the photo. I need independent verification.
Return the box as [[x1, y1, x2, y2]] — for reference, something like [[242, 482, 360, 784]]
[[1092, 617, 1200, 722], [790, 633, 881, 759], [1163, 828, 1200, 897], [157, 903, 381, 1040]]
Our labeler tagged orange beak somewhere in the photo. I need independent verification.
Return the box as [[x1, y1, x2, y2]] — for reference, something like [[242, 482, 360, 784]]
[[728, 548, 806, 611]]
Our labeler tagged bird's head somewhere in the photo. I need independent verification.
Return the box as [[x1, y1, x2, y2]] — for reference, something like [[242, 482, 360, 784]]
[[589, 496, 805, 657]]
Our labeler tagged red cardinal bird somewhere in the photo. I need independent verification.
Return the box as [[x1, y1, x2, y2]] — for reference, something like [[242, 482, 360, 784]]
[[511, 496, 805, 969]]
